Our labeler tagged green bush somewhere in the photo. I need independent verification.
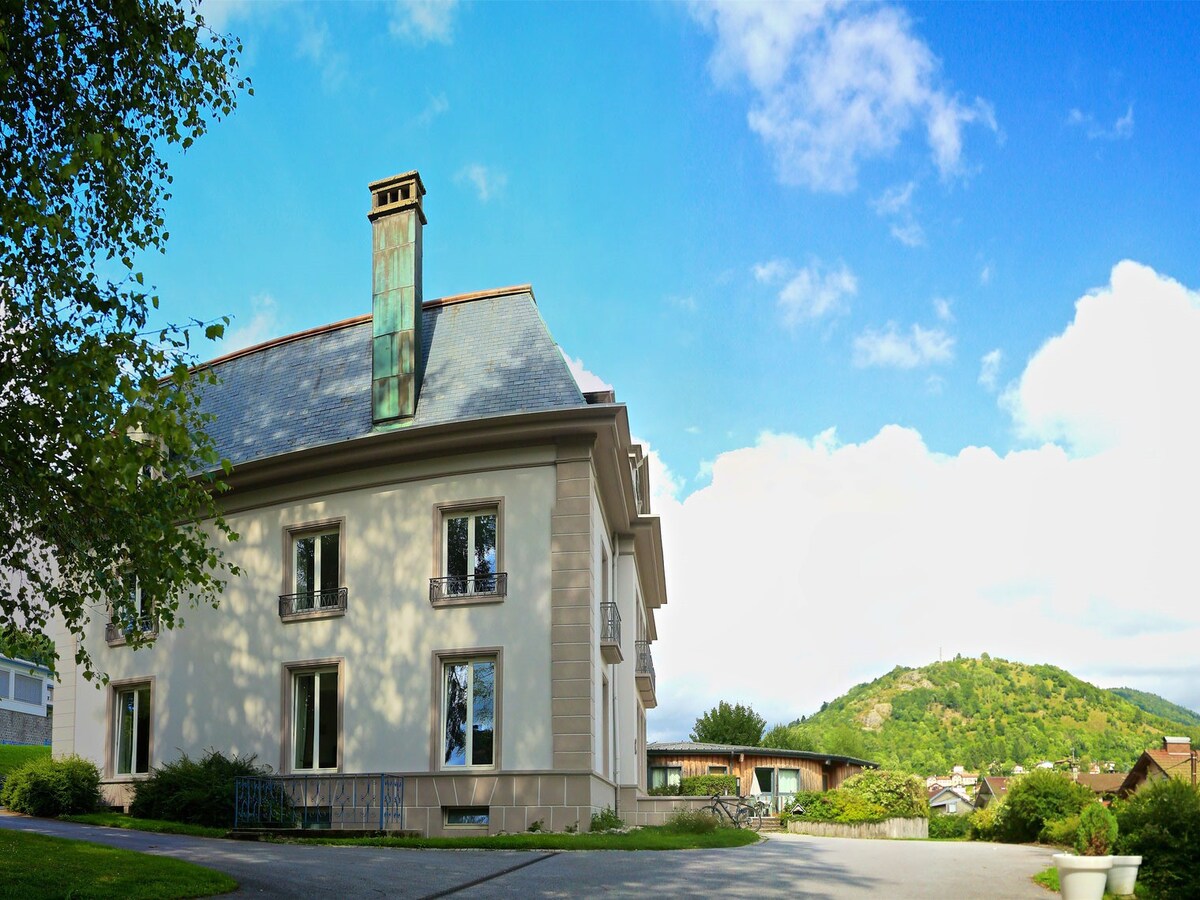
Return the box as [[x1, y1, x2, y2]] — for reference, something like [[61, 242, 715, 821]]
[[840, 770, 929, 819], [968, 803, 1003, 841], [998, 770, 1092, 843], [589, 806, 623, 832], [787, 789, 887, 824], [647, 784, 676, 796], [1115, 778, 1200, 900], [0, 754, 101, 816], [1038, 814, 1080, 846], [130, 749, 267, 828], [1074, 803, 1117, 856], [928, 813, 971, 839], [678, 774, 737, 797], [662, 807, 719, 833]]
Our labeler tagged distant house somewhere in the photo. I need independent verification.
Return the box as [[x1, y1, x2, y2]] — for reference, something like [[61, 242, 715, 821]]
[[1074, 771, 1126, 802], [927, 784, 974, 816], [1118, 736, 1198, 798], [925, 765, 978, 797], [974, 776, 1010, 809], [0, 654, 53, 746], [646, 742, 877, 813]]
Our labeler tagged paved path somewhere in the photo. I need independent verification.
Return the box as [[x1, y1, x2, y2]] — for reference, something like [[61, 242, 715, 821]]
[[0, 813, 1054, 898]]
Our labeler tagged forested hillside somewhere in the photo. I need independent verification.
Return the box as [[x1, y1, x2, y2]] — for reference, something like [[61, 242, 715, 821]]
[[764, 656, 1200, 775], [1109, 687, 1200, 727]]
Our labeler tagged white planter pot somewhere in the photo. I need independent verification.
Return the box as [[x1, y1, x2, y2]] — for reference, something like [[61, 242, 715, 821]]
[[1106, 855, 1142, 896], [1053, 853, 1113, 900]]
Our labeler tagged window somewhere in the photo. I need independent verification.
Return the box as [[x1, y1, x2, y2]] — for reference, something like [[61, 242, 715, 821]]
[[13, 673, 41, 706], [649, 766, 682, 791], [281, 521, 346, 619], [0, 669, 9, 699], [107, 574, 157, 644], [948, 801, 958, 814], [778, 768, 799, 795], [432, 501, 505, 602], [292, 667, 339, 771], [442, 658, 495, 767], [708, 765, 728, 775], [444, 807, 489, 826], [113, 683, 151, 775]]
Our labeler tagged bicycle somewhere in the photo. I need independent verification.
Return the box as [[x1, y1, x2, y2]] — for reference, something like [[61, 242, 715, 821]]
[[699, 793, 764, 831]]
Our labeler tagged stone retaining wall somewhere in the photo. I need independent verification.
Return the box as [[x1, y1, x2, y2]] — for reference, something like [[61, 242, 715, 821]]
[[0, 708, 51, 747], [628, 793, 736, 827], [788, 816, 928, 839]]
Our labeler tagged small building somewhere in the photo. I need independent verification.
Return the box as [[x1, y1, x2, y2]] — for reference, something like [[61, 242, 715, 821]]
[[0, 654, 53, 746], [927, 784, 974, 816], [925, 765, 978, 797], [646, 742, 877, 813], [1073, 771, 1126, 802], [1118, 736, 1198, 798], [974, 775, 1009, 809]]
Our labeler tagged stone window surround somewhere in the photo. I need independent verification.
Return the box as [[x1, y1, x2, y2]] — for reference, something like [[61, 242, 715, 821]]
[[104, 675, 155, 782], [280, 657, 345, 775], [281, 516, 347, 622], [430, 497, 505, 606], [429, 645, 503, 771]]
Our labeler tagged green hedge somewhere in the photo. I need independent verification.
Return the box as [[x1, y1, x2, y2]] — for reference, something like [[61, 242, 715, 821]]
[[840, 770, 929, 819], [1115, 778, 1200, 900], [131, 749, 268, 828], [999, 770, 1093, 843], [928, 813, 971, 839], [0, 754, 101, 816], [968, 803, 1003, 841], [679, 774, 737, 797], [1038, 814, 1080, 846]]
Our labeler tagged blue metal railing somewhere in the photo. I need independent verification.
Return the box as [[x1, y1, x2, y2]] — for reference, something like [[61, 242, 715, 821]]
[[234, 774, 404, 831]]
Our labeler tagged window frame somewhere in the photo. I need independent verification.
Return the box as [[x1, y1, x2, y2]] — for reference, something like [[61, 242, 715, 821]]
[[431, 498, 505, 606], [282, 518, 347, 621], [106, 676, 154, 780], [430, 647, 502, 771], [649, 766, 682, 792], [106, 574, 158, 647], [444, 806, 490, 828], [280, 658, 344, 774]]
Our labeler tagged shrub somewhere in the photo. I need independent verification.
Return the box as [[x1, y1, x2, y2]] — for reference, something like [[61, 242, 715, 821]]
[[998, 770, 1092, 843], [788, 789, 887, 824], [1038, 814, 1080, 846], [130, 749, 268, 828], [968, 803, 1003, 841], [1074, 803, 1117, 856], [589, 806, 623, 832], [928, 813, 971, 839], [0, 754, 101, 816], [678, 774, 737, 797], [663, 807, 719, 834], [647, 784, 676, 797], [1115, 778, 1200, 900], [840, 770, 929, 819]]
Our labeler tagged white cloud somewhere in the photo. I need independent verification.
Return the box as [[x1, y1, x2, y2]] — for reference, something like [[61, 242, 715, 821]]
[[455, 164, 507, 203], [754, 258, 857, 325], [415, 92, 449, 126], [853, 323, 954, 369], [647, 260, 1200, 739], [980, 263, 993, 286], [933, 297, 954, 322], [221, 294, 281, 353], [562, 352, 613, 394], [390, 0, 458, 45], [978, 348, 1002, 391], [692, 2, 998, 192], [1067, 104, 1135, 141], [889, 220, 926, 248], [295, 13, 347, 92]]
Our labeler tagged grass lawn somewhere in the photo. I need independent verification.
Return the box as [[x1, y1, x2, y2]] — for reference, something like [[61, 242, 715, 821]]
[[61, 812, 227, 839], [0, 744, 49, 780], [0, 830, 235, 899], [272, 826, 762, 851]]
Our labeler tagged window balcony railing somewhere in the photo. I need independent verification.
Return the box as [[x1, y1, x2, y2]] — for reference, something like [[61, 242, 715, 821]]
[[429, 572, 508, 604], [600, 602, 623, 663], [234, 773, 405, 832], [635, 639, 656, 707], [105, 617, 159, 646], [279, 587, 348, 620]]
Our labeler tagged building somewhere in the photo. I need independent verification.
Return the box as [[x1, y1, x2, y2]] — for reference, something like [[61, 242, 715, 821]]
[[51, 170, 668, 835], [646, 742, 877, 813], [0, 654, 53, 746], [974, 775, 1009, 809], [925, 765, 978, 797], [1073, 770, 1126, 802], [1118, 736, 1198, 798], [927, 784, 974, 816]]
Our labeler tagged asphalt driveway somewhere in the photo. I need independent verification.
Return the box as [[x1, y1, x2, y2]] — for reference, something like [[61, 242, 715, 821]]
[[0, 812, 1054, 898]]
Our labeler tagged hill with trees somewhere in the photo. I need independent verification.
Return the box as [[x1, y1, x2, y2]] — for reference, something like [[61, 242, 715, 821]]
[[1109, 687, 1200, 727], [763, 655, 1200, 774]]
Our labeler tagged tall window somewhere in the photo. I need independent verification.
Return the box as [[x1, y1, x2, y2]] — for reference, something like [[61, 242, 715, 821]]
[[442, 659, 495, 767], [443, 509, 497, 595], [293, 668, 338, 771], [114, 684, 151, 775], [649, 766, 681, 791], [292, 529, 340, 610]]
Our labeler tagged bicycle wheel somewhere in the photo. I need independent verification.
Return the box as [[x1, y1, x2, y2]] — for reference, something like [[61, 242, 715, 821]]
[[699, 804, 721, 823], [733, 807, 757, 831]]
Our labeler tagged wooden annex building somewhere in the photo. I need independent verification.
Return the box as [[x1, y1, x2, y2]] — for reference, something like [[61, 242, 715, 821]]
[[647, 742, 877, 813]]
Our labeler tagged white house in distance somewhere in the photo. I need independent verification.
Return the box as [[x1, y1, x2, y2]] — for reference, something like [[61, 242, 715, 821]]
[[0, 654, 53, 746], [51, 169, 667, 835]]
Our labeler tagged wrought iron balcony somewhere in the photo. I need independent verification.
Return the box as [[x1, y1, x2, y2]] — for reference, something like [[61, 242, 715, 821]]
[[429, 572, 508, 604], [105, 617, 159, 646], [279, 587, 348, 620], [635, 639, 657, 708], [234, 773, 405, 832], [600, 602, 623, 663]]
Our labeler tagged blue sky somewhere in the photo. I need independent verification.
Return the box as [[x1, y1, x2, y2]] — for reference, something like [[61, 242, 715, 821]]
[[154, 1, 1200, 739]]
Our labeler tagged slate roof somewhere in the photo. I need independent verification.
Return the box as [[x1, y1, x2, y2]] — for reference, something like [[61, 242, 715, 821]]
[[647, 741, 878, 769], [195, 289, 586, 469]]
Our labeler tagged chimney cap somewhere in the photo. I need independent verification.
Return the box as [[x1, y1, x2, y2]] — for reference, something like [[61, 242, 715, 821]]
[[368, 170, 426, 224]]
